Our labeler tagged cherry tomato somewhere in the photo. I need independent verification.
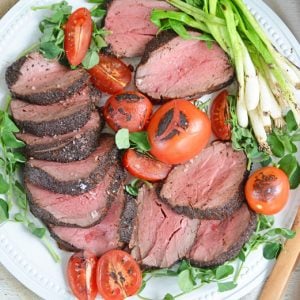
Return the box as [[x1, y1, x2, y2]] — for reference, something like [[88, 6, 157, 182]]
[[147, 99, 211, 165], [245, 166, 290, 215], [96, 250, 142, 300], [104, 91, 152, 132], [64, 8, 92, 66], [210, 90, 231, 140], [88, 54, 131, 94], [123, 149, 172, 181], [67, 250, 98, 300]]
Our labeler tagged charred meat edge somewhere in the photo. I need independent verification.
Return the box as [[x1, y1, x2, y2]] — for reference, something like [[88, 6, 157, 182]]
[[135, 30, 235, 102], [157, 169, 250, 220], [26, 159, 126, 228], [6, 55, 90, 105], [188, 209, 257, 267], [24, 134, 116, 195]]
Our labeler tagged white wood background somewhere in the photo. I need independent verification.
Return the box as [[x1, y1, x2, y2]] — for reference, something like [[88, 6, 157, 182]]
[[0, 0, 299, 299]]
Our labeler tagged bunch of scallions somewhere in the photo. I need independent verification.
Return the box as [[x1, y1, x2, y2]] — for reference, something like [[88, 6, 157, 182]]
[[151, 0, 300, 152]]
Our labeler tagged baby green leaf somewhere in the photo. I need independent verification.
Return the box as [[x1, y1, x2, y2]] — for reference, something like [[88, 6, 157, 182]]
[[215, 265, 234, 280], [2, 131, 25, 148], [285, 110, 298, 132], [1, 113, 19, 133], [82, 50, 99, 69], [263, 243, 281, 260], [217, 281, 237, 292], [163, 294, 175, 300], [115, 128, 130, 149], [14, 213, 26, 222], [0, 175, 9, 194], [0, 199, 9, 223], [178, 269, 194, 292], [267, 133, 284, 157], [40, 42, 62, 59], [129, 132, 151, 152], [28, 222, 46, 238]]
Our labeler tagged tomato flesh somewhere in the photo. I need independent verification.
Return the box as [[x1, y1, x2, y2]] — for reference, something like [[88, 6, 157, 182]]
[[104, 91, 152, 132], [123, 149, 172, 181], [97, 250, 142, 300], [67, 250, 98, 300], [147, 99, 211, 165], [210, 90, 231, 140], [245, 166, 289, 215], [64, 8, 92, 66], [88, 54, 132, 94]]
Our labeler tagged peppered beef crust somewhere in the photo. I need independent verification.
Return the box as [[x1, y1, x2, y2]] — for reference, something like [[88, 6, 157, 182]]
[[26, 157, 126, 228], [135, 30, 235, 101], [188, 209, 257, 267], [119, 194, 137, 243], [24, 134, 117, 195], [19, 120, 103, 163], [5, 54, 90, 105]]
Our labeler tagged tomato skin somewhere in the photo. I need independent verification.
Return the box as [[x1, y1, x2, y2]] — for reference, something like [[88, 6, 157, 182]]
[[245, 166, 289, 215], [96, 250, 142, 300], [104, 91, 152, 132], [88, 54, 131, 94], [67, 250, 98, 300], [123, 149, 172, 181], [64, 8, 92, 66], [147, 99, 211, 165], [210, 90, 231, 140]]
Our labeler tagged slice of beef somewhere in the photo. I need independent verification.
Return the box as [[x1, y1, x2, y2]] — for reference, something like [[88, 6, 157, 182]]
[[129, 185, 199, 268], [105, 0, 174, 57], [17, 111, 103, 162], [135, 31, 234, 101], [10, 85, 97, 137], [159, 142, 248, 219], [48, 188, 126, 255], [187, 204, 257, 267], [25, 162, 125, 228], [6, 52, 90, 104], [24, 134, 116, 195]]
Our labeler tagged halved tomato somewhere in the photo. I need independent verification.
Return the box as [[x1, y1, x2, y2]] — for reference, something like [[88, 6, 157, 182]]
[[64, 8, 92, 66], [147, 99, 211, 164], [104, 91, 152, 132], [245, 166, 289, 215], [88, 54, 132, 94], [123, 149, 172, 181], [210, 90, 231, 140], [67, 250, 98, 300], [96, 250, 142, 300]]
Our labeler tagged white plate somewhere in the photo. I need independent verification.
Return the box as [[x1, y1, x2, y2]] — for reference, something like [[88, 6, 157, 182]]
[[0, 1, 299, 299]]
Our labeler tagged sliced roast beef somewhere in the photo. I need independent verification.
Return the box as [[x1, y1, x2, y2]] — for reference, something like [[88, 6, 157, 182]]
[[129, 185, 199, 268], [6, 52, 90, 104], [159, 142, 248, 219], [25, 161, 125, 228], [17, 111, 102, 162], [187, 204, 257, 267], [10, 85, 97, 137], [49, 188, 126, 255], [135, 31, 234, 101], [24, 134, 116, 195], [105, 0, 174, 57]]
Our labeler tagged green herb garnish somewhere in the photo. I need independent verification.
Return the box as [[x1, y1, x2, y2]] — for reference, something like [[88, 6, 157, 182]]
[[0, 96, 60, 262]]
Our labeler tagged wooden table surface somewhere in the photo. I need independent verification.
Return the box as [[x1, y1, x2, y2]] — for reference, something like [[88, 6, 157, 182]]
[[0, 0, 299, 299]]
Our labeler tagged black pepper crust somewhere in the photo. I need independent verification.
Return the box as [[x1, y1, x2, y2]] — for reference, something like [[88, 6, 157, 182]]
[[25, 153, 126, 228], [135, 30, 235, 102], [24, 134, 117, 195], [119, 194, 138, 243], [18, 112, 104, 163], [5, 54, 90, 105]]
